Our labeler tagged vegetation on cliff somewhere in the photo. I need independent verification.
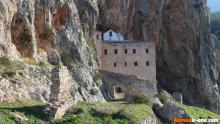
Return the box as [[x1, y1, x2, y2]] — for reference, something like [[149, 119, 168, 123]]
[[0, 101, 154, 124], [0, 100, 46, 124], [211, 11, 220, 40], [177, 103, 220, 120], [1, 100, 220, 124]]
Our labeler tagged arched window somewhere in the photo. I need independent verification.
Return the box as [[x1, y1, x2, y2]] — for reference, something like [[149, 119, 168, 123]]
[[109, 31, 112, 37]]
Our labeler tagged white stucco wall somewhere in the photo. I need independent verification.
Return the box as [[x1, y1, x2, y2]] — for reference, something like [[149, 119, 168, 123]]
[[103, 30, 124, 42]]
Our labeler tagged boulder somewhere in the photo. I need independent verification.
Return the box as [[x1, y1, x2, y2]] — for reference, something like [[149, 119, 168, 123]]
[[153, 102, 191, 124]]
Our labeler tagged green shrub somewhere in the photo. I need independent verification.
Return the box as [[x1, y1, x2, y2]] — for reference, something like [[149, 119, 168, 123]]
[[38, 61, 45, 66], [132, 93, 152, 106], [0, 100, 46, 124], [211, 12, 220, 40], [112, 110, 128, 120], [61, 50, 72, 66], [0, 57, 22, 71], [23, 59, 52, 68], [24, 58, 38, 65], [177, 103, 220, 120], [2, 69, 16, 78], [61, 50, 71, 60], [71, 107, 84, 115], [0, 56, 11, 66], [158, 90, 172, 104]]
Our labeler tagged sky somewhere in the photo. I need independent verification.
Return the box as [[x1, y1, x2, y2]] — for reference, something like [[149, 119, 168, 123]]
[[208, 0, 220, 12]]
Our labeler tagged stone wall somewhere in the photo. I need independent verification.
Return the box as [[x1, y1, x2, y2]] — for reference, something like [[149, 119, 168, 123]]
[[46, 66, 75, 120], [94, 31, 156, 88], [101, 71, 155, 101]]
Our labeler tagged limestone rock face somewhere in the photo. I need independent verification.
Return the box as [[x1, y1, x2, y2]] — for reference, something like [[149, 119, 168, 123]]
[[214, 34, 220, 70], [0, 65, 51, 103], [11, 0, 36, 58], [0, 0, 21, 60], [98, 0, 220, 113], [157, 0, 219, 113], [0, 0, 105, 103], [71, 68, 105, 102], [97, 0, 161, 42]]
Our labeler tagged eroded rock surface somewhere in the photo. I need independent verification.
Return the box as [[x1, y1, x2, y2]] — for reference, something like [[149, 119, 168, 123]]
[[0, 0, 105, 104], [153, 90, 191, 124], [0, 64, 51, 103]]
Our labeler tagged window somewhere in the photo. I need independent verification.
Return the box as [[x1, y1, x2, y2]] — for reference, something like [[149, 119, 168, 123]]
[[109, 31, 112, 37], [104, 49, 107, 55], [146, 49, 149, 53], [134, 62, 138, 66], [114, 63, 117, 67], [124, 62, 127, 67], [124, 49, 128, 54], [133, 49, 136, 54], [114, 49, 118, 54], [146, 61, 149, 66]]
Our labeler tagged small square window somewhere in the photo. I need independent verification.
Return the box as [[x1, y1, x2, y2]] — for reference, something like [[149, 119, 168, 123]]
[[134, 62, 138, 66], [125, 62, 127, 66], [146, 61, 149, 66], [114, 63, 117, 67], [114, 49, 118, 54], [133, 49, 136, 54], [104, 49, 107, 54], [125, 49, 128, 54], [146, 49, 149, 53]]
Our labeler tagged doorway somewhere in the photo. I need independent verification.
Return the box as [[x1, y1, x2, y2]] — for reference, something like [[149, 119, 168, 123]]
[[113, 85, 125, 100]]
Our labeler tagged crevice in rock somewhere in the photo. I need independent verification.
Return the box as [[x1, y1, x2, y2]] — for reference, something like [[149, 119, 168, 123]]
[[34, 6, 55, 51], [52, 5, 68, 30], [11, 13, 34, 58]]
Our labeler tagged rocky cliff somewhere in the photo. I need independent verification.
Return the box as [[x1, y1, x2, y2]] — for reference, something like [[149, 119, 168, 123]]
[[0, 0, 219, 115], [0, 0, 105, 103], [98, 0, 220, 113]]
